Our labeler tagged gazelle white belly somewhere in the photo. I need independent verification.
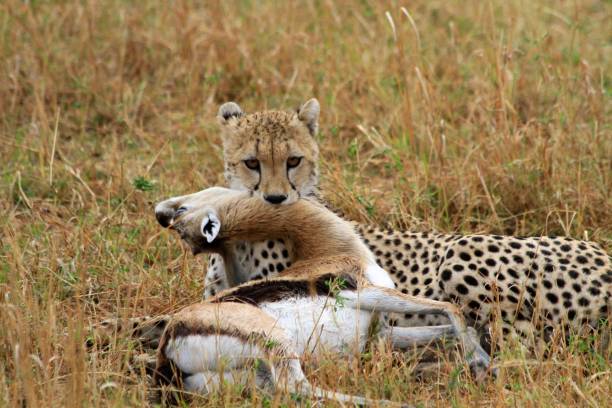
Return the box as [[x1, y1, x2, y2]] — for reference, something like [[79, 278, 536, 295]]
[[260, 296, 372, 356]]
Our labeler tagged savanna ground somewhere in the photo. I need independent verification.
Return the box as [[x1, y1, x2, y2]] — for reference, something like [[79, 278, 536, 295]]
[[1, 0, 610, 406]]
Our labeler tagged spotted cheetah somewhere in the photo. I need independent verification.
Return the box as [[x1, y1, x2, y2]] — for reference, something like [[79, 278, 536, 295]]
[[203, 99, 611, 352]]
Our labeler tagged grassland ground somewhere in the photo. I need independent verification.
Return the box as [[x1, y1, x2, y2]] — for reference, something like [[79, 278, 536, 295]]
[[0, 0, 610, 406]]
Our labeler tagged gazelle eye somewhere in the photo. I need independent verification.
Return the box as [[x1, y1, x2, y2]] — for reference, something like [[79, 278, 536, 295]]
[[175, 206, 188, 217], [287, 156, 302, 169], [244, 158, 260, 170]]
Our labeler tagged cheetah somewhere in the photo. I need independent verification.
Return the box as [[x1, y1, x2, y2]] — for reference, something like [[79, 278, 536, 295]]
[[203, 99, 611, 352], [93, 100, 610, 357], [150, 186, 490, 404]]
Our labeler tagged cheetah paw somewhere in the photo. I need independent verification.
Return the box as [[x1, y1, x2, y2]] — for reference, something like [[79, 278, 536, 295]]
[[466, 327, 497, 381]]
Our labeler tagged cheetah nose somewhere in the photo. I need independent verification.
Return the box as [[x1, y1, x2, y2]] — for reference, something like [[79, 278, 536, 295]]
[[264, 194, 287, 204]]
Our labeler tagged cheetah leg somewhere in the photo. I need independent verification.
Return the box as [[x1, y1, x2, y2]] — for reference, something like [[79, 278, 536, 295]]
[[204, 254, 229, 299], [385, 325, 455, 348], [343, 286, 493, 381], [481, 316, 537, 357]]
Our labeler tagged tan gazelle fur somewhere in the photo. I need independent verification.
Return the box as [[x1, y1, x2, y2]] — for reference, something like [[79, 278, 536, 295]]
[[150, 187, 492, 405]]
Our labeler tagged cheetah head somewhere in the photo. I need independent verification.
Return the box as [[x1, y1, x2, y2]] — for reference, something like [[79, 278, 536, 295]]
[[218, 99, 320, 205]]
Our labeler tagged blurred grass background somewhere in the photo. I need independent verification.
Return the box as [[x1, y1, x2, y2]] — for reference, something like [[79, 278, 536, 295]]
[[0, 0, 610, 406]]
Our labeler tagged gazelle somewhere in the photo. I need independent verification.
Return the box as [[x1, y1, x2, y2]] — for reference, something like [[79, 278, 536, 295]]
[[150, 187, 492, 405]]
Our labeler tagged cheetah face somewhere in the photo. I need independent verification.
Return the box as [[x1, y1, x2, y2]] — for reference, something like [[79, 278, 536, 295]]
[[217, 99, 320, 205]]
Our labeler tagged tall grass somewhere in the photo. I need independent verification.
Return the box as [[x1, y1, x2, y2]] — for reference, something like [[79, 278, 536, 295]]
[[0, 0, 610, 406]]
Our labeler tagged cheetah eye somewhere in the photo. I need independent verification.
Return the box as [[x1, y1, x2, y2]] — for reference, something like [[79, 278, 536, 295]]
[[287, 156, 302, 169], [243, 158, 260, 171]]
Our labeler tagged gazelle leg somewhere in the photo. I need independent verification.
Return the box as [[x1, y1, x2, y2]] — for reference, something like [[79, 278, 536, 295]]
[[384, 325, 455, 349], [177, 357, 408, 406], [183, 370, 251, 394], [343, 286, 492, 381], [91, 315, 170, 350], [277, 358, 408, 407]]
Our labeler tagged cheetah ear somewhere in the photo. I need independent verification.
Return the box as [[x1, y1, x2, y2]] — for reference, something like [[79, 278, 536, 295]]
[[217, 102, 244, 125], [297, 98, 319, 136]]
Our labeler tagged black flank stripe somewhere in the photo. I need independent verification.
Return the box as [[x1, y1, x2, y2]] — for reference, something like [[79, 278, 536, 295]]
[[214, 273, 357, 305]]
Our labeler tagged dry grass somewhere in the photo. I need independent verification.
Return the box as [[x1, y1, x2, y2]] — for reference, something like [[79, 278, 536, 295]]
[[1, 0, 610, 406]]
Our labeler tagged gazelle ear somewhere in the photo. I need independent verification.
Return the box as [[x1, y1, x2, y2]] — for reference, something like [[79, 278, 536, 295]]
[[200, 210, 221, 243], [297, 98, 320, 136], [217, 102, 244, 125]]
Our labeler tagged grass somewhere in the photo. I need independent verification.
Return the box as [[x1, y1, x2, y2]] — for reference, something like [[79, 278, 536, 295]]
[[0, 0, 610, 406]]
